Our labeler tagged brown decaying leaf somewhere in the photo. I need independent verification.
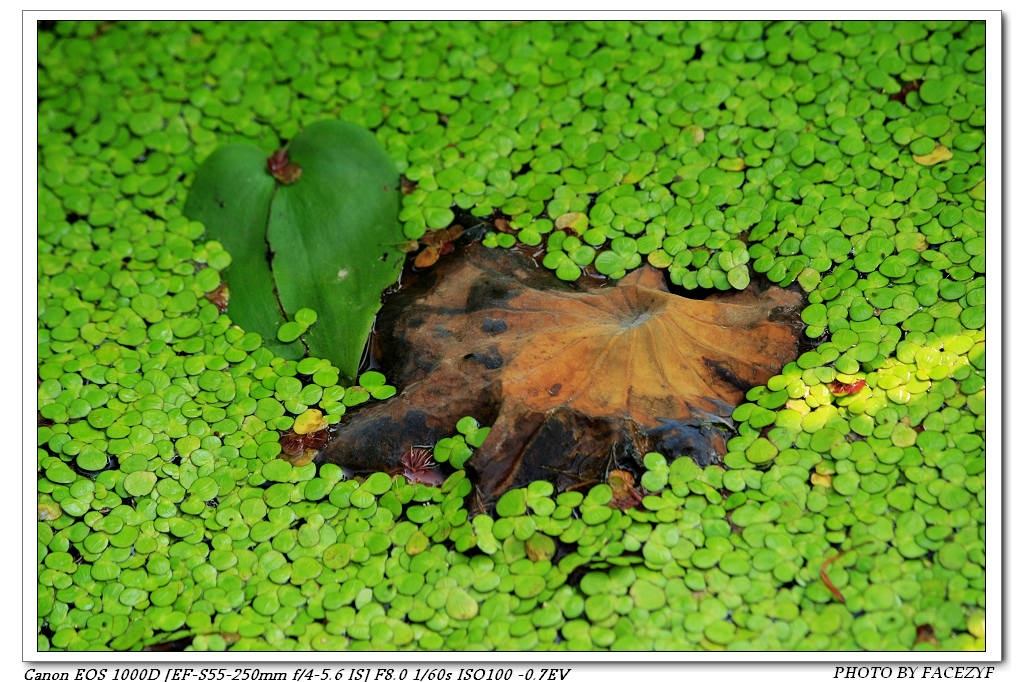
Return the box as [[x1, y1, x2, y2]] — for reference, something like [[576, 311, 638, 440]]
[[276, 162, 302, 184], [267, 149, 288, 174], [279, 429, 328, 466], [889, 79, 921, 104], [267, 149, 302, 184], [320, 244, 801, 504], [915, 624, 938, 647], [280, 449, 317, 467], [423, 224, 464, 247], [204, 282, 230, 313], [414, 245, 441, 269], [607, 469, 645, 509], [608, 469, 635, 494], [413, 225, 464, 269]]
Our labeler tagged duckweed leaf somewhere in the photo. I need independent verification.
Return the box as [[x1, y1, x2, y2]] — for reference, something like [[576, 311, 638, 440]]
[[39, 18, 987, 655], [293, 408, 327, 435]]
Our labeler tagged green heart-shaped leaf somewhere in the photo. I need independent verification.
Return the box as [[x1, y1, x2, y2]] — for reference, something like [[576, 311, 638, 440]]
[[184, 120, 405, 379]]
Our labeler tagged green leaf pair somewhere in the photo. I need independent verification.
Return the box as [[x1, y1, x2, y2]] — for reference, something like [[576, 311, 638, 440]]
[[184, 120, 405, 379]]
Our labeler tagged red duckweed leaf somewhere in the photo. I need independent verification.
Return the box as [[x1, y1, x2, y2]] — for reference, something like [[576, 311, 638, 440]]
[[829, 379, 866, 395]]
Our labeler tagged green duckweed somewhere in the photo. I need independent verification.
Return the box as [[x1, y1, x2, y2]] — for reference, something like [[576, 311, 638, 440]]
[[37, 18, 985, 653]]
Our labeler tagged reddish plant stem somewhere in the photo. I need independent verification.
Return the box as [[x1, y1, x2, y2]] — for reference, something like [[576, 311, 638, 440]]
[[820, 540, 874, 602]]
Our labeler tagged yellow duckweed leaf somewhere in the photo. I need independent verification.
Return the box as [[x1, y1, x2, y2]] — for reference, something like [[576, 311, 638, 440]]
[[293, 408, 327, 435], [913, 144, 953, 166], [555, 212, 589, 234], [968, 180, 985, 200]]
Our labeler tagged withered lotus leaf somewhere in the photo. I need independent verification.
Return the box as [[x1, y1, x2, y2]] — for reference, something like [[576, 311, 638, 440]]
[[320, 244, 801, 505]]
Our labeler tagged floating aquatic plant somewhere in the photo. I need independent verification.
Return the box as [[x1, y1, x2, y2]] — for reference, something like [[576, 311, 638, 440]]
[[184, 120, 406, 379], [36, 19, 987, 653]]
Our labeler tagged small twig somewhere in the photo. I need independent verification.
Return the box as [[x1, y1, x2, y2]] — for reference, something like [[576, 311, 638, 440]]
[[563, 479, 599, 493], [820, 540, 874, 602]]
